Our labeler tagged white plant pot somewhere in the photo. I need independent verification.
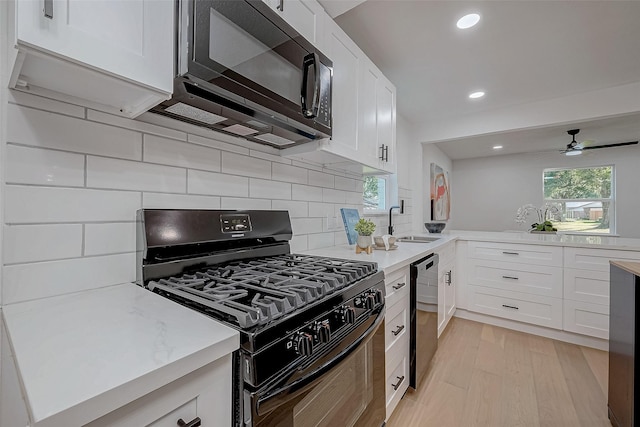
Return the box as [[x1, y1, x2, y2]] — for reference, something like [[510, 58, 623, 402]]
[[357, 235, 372, 249]]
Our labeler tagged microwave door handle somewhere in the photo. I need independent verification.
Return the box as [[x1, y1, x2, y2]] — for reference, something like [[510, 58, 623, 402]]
[[301, 53, 320, 118]]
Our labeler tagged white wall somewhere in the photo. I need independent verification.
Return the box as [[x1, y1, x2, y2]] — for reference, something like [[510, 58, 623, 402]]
[[450, 147, 640, 237], [422, 143, 453, 227], [0, 91, 369, 305]]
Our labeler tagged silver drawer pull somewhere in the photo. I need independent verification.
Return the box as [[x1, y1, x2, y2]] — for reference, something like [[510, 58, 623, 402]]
[[502, 251, 520, 255], [392, 282, 406, 290], [502, 275, 519, 280], [502, 304, 519, 310], [391, 375, 405, 390], [392, 325, 405, 336]]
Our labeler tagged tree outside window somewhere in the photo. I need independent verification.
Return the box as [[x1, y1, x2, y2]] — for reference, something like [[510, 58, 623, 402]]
[[543, 166, 614, 234], [363, 176, 387, 211]]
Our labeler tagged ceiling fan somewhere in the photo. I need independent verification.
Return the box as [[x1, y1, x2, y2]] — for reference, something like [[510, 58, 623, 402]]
[[561, 129, 638, 156]]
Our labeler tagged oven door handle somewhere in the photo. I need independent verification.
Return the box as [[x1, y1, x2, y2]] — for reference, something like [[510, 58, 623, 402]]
[[255, 310, 384, 416]]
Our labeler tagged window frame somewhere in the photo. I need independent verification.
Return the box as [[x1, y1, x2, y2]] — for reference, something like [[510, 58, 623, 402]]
[[542, 164, 616, 235], [362, 174, 397, 214]]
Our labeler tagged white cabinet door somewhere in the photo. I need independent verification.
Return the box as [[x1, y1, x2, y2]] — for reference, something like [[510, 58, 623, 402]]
[[357, 62, 380, 167], [376, 75, 396, 173], [263, 0, 326, 49], [444, 265, 456, 323], [12, 0, 172, 117], [323, 20, 361, 159]]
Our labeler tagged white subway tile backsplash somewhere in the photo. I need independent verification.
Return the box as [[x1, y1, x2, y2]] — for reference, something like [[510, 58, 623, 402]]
[[8, 90, 85, 118], [85, 223, 137, 256], [272, 163, 308, 184], [250, 179, 291, 200], [88, 110, 188, 141], [292, 184, 323, 202], [322, 188, 346, 204], [220, 198, 271, 210], [5, 186, 141, 223], [272, 200, 308, 218], [334, 231, 348, 246], [188, 133, 250, 155], [308, 171, 334, 188], [1, 94, 368, 303], [308, 233, 335, 250], [250, 150, 291, 165], [144, 134, 221, 172], [291, 218, 323, 235], [87, 156, 186, 193], [289, 235, 308, 253], [188, 170, 249, 197], [222, 152, 271, 179], [3, 224, 83, 264], [8, 105, 142, 160], [335, 176, 357, 191], [5, 145, 85, 187], [143, 193, 221, 210], [3, 253, 135, 304], [307, 202, 335, 218]]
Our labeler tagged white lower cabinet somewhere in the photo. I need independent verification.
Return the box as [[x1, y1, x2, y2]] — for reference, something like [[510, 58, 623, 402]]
[[563, 299, 609, 339], [85, 354, 232, 427], [383, 266, 410, 420], [437, 242, 456, 336]]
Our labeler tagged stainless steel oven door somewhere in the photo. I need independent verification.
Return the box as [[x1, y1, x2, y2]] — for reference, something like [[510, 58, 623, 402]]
[[242, 311, 385, 427]]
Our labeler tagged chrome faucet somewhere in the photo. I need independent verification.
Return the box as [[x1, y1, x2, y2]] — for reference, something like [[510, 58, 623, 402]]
[[388, 200, 404, 235]]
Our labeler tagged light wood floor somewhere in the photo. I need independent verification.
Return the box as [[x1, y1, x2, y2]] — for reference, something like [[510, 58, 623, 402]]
[[387, 317, 610, 427]]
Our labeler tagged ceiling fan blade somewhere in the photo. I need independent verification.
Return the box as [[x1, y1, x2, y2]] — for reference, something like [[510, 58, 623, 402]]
[[582, 141, 639, 150]]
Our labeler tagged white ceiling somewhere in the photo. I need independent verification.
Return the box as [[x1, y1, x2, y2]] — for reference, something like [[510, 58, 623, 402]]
[[324, 0, 640, 159]]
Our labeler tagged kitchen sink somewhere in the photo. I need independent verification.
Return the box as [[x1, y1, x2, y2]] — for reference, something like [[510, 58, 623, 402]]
[[396, 236, 442, 243]]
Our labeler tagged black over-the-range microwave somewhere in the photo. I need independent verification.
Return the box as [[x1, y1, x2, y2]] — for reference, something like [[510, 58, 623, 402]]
[[151, 0, 333, 149]]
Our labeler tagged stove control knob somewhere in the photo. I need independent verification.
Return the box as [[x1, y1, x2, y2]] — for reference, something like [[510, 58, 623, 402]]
[[374, 289, 384, 306], [341, 306, 356, 325], [364, 293, 376, 310], [295, 332, 313, 357], [316, 321, 331, 343]]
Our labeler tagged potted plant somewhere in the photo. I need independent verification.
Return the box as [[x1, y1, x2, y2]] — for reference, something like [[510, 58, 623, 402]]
[[514, 203, 560, 233], [354, 218, 376, 252]]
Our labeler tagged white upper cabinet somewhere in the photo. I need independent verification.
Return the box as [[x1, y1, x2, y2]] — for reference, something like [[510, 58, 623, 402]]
[[9, 0, 173, 117], [358, 57, 397, 174], [322, 18, 361, 160], [263, 0, 326, 51]]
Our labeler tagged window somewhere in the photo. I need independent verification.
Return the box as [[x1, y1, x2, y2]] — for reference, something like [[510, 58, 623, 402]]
[[543, 165, 614, 234], [363, 176, 387, 211]]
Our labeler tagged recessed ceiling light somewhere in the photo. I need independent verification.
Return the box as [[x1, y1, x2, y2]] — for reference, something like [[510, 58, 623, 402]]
[[469, 91, 485, 99], [493, 145, 503, 150], [457, 13, 480, 29]]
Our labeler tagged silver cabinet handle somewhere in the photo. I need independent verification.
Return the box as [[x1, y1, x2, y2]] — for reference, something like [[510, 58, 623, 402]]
[[277, 0, 284, 11], [502, 251, 520, 255], [445, 271, 452, 285], [177, 417, 201, 427], [392, 325, 405, 336], [502, 275, 519, 280], [44, 0, 53, 19], [391, 375, 405, 390], [502, 304, 519, 310], [392, 282, 406, 290]]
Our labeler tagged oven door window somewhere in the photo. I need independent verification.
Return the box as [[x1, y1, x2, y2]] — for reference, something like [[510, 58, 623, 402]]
[[193, 0, 306, 109]]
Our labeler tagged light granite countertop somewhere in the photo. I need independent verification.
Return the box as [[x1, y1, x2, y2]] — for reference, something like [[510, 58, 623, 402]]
[[2, 283, 239, 427]]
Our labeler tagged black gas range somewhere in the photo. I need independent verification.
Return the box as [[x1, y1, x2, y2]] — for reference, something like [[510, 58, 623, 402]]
[[137, 209, 386, 427]]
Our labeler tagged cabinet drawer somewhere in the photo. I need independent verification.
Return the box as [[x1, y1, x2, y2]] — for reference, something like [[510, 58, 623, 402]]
[[385, 351, 408, 420], [385, 299, 408, 352], [385, 269, 409, 308], [564, 268, 610, 305], [468, 241, 562, 267], [564, 247, 640, 272], [468, 259, 563, 298], [563, 299, 609, 339], [468, 285, 563, 329], [148, 399, 197, 427]]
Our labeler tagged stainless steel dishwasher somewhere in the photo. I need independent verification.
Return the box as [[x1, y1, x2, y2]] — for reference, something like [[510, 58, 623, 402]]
[[409, 253, 439, 391]]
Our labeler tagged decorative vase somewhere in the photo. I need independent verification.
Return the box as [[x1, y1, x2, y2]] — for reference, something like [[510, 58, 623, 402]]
[[356, 234, 373, 254]]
